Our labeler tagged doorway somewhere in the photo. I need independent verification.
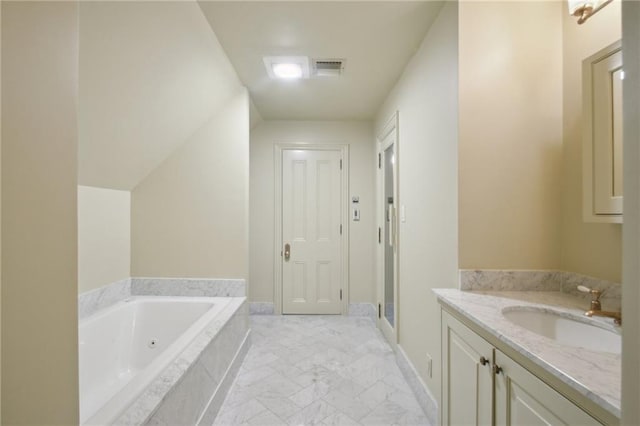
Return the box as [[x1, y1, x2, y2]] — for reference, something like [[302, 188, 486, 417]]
[[274, 145, 349, 314], [378, 113, 399, 345]]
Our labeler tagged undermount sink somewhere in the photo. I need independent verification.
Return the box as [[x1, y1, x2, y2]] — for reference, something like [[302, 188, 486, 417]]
[[502, 307, 621, 354]]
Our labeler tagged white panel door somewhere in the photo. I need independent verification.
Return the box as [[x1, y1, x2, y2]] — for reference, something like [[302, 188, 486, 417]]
[[282, 149, 343, 314]]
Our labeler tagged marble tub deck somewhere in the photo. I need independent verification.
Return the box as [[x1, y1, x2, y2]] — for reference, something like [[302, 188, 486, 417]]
[[212, 315, 430, 426], [114, 298, 249, 425], [434, 289, 621, 421]]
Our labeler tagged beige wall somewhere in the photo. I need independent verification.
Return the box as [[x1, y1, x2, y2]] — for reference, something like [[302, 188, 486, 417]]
[[249, 120, 375, 304], [622, 3, 640, 424], [561, 3, 622, 282], [1, 2, 79, 423], [459, 1, 564, 270], [79, 1, 242, 190], [0, 2, 3, 418], [131, 90, 249, 279], [376, 1, 458, 405], [78, 186, 131, 293]]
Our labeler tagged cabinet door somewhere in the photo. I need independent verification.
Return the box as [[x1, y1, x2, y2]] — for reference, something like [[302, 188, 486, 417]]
[[442, 310, 494, 426], [494, 350, 602, 425]]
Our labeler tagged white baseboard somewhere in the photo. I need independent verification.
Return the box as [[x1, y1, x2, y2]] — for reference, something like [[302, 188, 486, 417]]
[[249, 302, 275, 315], [395, 345, 438, 425], [347, 302, 376, 320]]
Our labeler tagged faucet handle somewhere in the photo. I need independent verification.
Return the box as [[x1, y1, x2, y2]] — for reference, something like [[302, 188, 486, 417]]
[[578, 285, 601, 298], [578, 285, 602, 311]]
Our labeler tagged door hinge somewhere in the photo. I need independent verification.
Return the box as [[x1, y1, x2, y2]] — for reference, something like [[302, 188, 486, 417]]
[[378, 303, 382, 319], [340, 224, 343, 235], [340, 289, 343, 300], [378, 153, 381, 169], [378, 227, 381, 243], [340, 159, 343, 170]]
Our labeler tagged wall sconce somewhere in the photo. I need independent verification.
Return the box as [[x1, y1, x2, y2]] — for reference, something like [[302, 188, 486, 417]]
[[568, 0, 613, 24]]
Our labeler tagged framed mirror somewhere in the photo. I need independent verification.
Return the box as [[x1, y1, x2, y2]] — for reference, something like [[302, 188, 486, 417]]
[[583, 40, 623, 223]]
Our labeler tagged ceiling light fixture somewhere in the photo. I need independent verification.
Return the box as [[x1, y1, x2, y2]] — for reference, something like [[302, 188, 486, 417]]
[[272, 63, 303, 79], [568, 0, 613, 24], [263, 56, 310, 80]]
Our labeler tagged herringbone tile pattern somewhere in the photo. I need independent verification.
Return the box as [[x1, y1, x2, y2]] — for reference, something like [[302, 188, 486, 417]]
[[212, 315, 430, 426]]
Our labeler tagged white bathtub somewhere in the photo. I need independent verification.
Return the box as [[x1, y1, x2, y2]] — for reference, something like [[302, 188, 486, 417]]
[[79, 296, 233, 425]]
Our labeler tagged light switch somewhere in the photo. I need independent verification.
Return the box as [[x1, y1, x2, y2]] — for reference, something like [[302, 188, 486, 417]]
[[353, 208, 360, 221], [400, 205, 406, 223]]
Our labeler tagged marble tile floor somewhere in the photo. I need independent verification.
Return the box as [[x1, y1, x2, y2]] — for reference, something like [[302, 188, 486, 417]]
[[212, 315, 431, 426]]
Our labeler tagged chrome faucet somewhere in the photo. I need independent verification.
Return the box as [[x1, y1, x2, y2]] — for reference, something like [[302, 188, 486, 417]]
[[578, 285, 621, 325]]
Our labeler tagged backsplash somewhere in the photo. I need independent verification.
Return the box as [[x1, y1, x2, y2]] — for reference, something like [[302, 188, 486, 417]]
[[78, 278, 131, 320], [562, 272, 621, 311], [459, 269, 621, 311], [79, 277, 246, 320], [131, 277, 245, 298], [459, 270, 563, 291]]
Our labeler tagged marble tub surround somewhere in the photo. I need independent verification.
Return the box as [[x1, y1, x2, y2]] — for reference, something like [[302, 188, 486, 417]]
[[131, 277, 246, 297], [196, 328, 251, 426], [78, 278, 131, 320], [434, 289, 621, 423], [459, 269, 621, 311], [116, 298, 250, 425], [78, 277, 247, 320]]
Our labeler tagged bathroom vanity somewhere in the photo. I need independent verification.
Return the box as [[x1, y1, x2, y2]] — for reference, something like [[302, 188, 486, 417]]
[[435, 289, 620, 425]]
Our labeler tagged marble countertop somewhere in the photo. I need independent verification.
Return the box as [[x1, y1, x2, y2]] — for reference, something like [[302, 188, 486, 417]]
[[433, 289, 621, 420]]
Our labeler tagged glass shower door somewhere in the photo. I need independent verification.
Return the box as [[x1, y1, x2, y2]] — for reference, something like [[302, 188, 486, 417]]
[[378, 122, 398, 346], [384, 144, 395, 329]]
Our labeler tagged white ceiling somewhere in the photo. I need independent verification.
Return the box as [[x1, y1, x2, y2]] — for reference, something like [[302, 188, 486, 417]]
[[79, 2, 242, 190], [198, 1, 444, 121]]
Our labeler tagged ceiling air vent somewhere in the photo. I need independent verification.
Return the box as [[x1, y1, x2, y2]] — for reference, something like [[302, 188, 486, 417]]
[[312, 59, 345, 77]]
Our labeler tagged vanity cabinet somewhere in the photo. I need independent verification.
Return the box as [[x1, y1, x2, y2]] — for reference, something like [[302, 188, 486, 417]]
[[494, 350, 601, 425], [442, 310, 493, 425], [442, 310, 602, 426]]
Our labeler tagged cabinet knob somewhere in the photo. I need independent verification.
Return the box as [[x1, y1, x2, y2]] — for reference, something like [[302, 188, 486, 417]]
[[493, 364, 503, 375], [480, 356, 489, 366]]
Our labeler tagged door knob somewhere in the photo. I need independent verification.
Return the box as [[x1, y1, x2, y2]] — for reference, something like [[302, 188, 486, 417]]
[[479, 356, 489, 366], [284, 243, 291, 261]]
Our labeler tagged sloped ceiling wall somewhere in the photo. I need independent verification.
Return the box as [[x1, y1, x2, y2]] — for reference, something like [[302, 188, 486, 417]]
[[78, 1, 242, 190]]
